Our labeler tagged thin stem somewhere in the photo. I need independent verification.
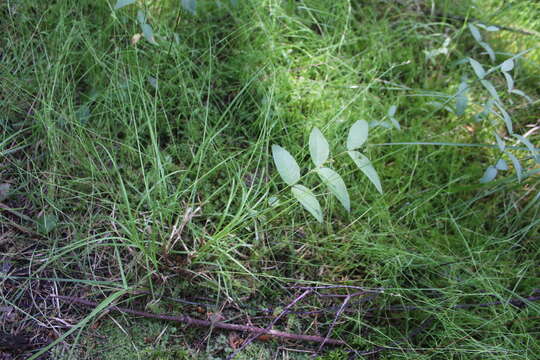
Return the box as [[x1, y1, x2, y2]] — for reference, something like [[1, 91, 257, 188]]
[[52, 295, 346, 346]]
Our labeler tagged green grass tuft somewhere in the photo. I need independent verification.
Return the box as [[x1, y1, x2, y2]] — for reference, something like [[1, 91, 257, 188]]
[[1, 0, 539, 358]]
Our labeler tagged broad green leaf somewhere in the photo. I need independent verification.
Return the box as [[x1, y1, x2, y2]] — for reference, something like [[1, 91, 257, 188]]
[[114, 0, 136, 10], [428, 101, 454, 113], [477, 24, 500, 32], [370, 120, 392, 129], [37, 214, 58, 235], [388, 105, 400, 130], [455, 81, 468, 116], [476, 99, 495, 121], [469, 58, 485, 79], [380, 121, 392, 129], [181, 0, 197, 15], [514, 134, 540, 163], [137, 10, 147, 25], [272, 145, 300, 185], [510, 89, 532, 103], [454, 58, 470, 66], [479, 41, 495, 63], [485, 99, 495, 110], [480, 166, 497, 183], [501, 58, 514, 72], [346, 120, 369, 150], [291, 185, 323, 222], [348, 151, 383, 194], [309, 127, 329, 167], [141, 24, 158, 45], [495, 158, 508, 171], [389, 117, 401, 131], [0, 183, 10, 201], [480, 80, 499, 101], [506, 152, 522, 182], [388, 105, 397, 117], [148, 76, 158, 89], [494, 102, 512, 134], [268, 196, 279, 207], [494, 132, 505, 152], [316, 167, 350, 212], [76, 105, 91, 124], [428, 101, 443, 109], [468, 24, 482, 42], [503, 72, 514, 91]]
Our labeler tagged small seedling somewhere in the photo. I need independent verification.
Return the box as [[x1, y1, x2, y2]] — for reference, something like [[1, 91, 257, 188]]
[[272, 121, 383, 222]]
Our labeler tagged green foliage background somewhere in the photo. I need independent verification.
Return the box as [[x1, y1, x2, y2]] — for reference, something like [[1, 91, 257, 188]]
[[1, 0, 539, 358]]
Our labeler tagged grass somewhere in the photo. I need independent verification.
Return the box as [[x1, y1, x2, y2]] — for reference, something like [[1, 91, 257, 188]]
[[1, 0, 539, 359]]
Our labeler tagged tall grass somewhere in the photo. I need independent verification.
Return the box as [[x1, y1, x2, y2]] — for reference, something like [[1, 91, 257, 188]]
[[1, 0, 539, 358]]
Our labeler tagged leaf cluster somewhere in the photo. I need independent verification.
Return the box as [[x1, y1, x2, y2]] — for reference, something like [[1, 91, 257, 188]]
[[272, 121, 382, 222]]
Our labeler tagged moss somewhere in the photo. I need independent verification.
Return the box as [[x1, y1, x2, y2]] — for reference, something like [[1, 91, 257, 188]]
[[65, 318, 312, 360], [67, 318, 188, 360]]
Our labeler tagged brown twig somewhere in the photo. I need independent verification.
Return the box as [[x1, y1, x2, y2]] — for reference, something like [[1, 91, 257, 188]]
[[318, 293, 352, 353], [227, 287, 371, 358], [51, 289, 540, 359], [226, 289, 314, 360], [52, 295, 346, 346]]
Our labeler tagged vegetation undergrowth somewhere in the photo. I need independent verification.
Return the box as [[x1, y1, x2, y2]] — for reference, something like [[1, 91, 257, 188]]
[[1, 0, 539, 359]]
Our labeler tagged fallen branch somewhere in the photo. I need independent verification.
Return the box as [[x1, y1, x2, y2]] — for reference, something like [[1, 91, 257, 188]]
[[52, 295, 346, 346], [318, 293, 353, 353], [226, 289, 314, 360], [228, 287, 371, 359]]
